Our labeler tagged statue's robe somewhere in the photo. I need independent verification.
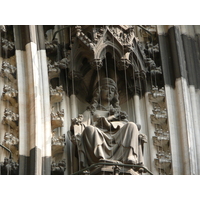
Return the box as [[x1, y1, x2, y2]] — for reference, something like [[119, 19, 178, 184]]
[[73, 109, 144, 168]]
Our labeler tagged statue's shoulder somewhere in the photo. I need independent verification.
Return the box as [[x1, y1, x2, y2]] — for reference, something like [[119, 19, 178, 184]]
[[83, 109, 91, 116], [81, 109, 92, 125]]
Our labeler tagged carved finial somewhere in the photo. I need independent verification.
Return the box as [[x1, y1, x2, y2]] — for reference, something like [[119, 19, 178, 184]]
[[75, 26, 82, 36], [108, 26, 135, 45], [75, 26, 94, 49]]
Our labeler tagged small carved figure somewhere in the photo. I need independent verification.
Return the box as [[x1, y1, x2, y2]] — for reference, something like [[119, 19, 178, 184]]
[[3, 157, 12, 175], [109, 26, 134, 44], [90, 59, 103, 70], [1, 38, 15, 54], [51, 132, 65, 146], [71, 78, 147, 168], [51, 160, 66, 175], [117, 59, 131, 70], [51, 109, 64, 130], [48, 61, 60, 80], [0, 62, 17, 86], [4, 132, 19, 146], [45, 39, 58, 55], [0, 61, 17, 75], [54, 57, 70, 69], [2, 85, 18, 108], [2, 109, 19, 130], [155, 151, 171, 174], [0, 157, 19, 175], [144, 42, 159, 58], [50, 85, 63, 104]]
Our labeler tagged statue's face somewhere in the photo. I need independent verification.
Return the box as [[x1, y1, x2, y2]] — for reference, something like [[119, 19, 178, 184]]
[[101, 85, 115, 102]]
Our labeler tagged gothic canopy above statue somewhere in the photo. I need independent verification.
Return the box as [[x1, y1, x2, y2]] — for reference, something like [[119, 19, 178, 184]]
[[45, 25, 159, 104]]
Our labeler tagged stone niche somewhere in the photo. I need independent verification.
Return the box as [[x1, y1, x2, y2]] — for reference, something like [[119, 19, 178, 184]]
[[44, 25, 163, 175]]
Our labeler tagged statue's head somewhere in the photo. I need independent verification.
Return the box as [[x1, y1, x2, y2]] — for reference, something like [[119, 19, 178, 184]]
[[90, 78, 120, 113], [99, 78, 117, 90], [93, 78, 118, 101]]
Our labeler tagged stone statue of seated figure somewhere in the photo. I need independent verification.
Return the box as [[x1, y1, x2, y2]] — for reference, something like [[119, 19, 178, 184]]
[[70, 78, 147, 169]]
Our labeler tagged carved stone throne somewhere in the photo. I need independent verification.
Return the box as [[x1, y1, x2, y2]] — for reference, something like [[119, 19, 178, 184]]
[[69, 115, 150, 175]]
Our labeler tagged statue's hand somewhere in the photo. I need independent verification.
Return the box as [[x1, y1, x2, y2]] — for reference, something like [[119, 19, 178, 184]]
[[139, 133, 148, 143], [93, 114, 101, 122], [107, 115, 117, 121], [98, 116, 112, 129]]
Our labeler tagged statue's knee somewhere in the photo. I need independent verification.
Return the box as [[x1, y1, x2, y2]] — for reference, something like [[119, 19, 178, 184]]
[[126, 122, 141, 130], [85, 125, 95, 132], [82, 125, 95, 137], [124, 122, 140, 137]]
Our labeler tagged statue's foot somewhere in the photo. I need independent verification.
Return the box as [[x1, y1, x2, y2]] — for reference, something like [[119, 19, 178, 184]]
[[125, 160, 144, 166], [136, 162, 144, 166], [99, 158, 123, 164], [124, 159, 136, 165]]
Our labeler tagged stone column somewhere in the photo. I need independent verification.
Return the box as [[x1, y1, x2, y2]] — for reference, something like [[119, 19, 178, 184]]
[[14, 25, 30, 174], [15, 49, 29, 174], [157, 25, 199, 175], [14, 25, 51, 175], [36, 26, 51, 175], [133, 94, 142, 125], [144, 92, 158, 174], [180, 25, 200, 174]]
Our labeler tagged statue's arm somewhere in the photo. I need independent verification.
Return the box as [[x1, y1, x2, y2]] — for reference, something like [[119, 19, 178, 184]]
[[107, 115, 118, 121], [139, 133, 148, 143], [100, 116, 112, 129]]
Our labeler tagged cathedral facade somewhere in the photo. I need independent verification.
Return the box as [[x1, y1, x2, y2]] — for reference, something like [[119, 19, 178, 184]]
[[0, 25, 199, 175]]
